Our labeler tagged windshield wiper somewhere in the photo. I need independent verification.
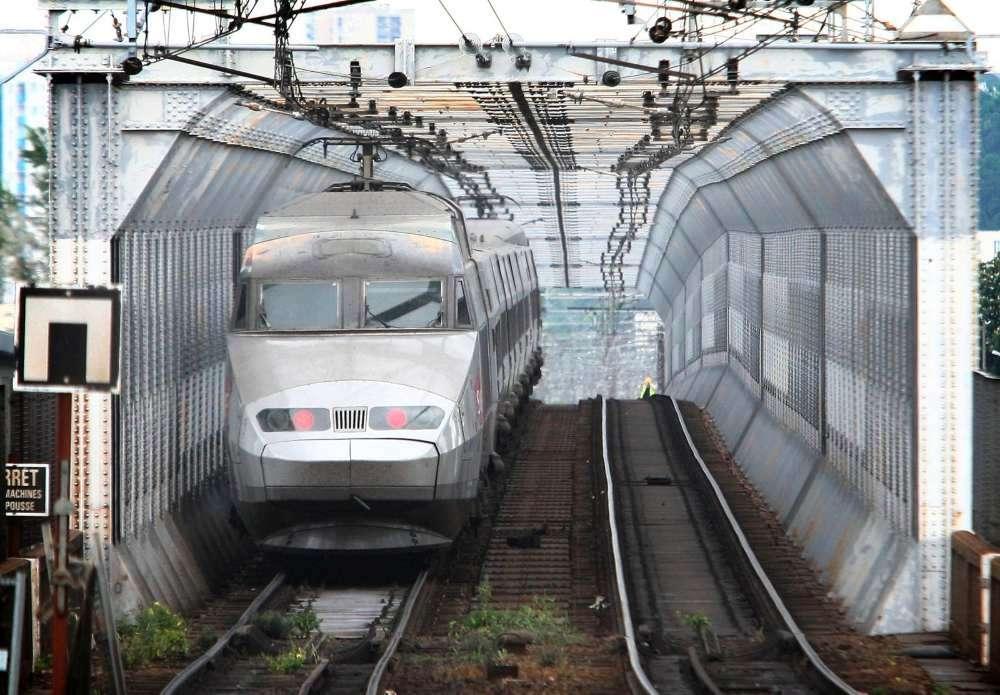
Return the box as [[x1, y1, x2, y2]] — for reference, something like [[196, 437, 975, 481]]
[[366, 305, 392, 328], [257, 307, 271, 329]]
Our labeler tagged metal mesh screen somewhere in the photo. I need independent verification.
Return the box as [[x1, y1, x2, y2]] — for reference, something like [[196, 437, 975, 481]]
[[116, 224, 246, 540], [762, 231, 822, 448], [702, 234, 728, 362], [685, 260, 702, 367], [824, 230, 914, 533], [672, 289, 686, 378], [727, 232, 761, 395]]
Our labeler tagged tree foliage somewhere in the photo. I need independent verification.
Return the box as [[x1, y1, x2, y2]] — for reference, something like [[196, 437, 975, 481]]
[[980, 255, 1000, 373], [982, 75, 1000, 230], [0, 125, 48, 285]]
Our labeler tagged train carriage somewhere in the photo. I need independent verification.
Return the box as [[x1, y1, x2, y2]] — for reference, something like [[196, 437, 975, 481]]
[[225, 183, 542, 552]]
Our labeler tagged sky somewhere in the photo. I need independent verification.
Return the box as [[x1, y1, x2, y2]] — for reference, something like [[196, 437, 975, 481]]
[[1, 1, 998, 75]]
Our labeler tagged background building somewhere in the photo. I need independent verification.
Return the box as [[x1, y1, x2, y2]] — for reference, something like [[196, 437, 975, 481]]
[[299, 2, 414, 43]]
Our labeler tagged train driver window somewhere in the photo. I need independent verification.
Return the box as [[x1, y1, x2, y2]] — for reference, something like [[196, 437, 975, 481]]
[[455, 279, 472, 328], [364, 280, 443, 329], [258, 282, 339, 330]]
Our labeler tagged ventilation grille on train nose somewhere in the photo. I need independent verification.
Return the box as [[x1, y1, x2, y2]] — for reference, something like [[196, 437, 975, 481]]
[[332, 407, 367, 432]]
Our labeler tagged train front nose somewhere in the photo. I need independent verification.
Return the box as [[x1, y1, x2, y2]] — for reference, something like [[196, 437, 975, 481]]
[[258, 437, 439, 500], [231, 380, 467, 552]]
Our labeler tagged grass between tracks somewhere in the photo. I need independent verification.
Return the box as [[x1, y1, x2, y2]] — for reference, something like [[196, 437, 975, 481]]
[[447, 581, 582, 667], [255, 602, 321, 674]]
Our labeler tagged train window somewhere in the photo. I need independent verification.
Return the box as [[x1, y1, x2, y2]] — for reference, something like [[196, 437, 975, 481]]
[[493, 259, 506, 305], [258, 282, 339, 330], [455, 280, 472, 328], [364, 280, 443, 329]]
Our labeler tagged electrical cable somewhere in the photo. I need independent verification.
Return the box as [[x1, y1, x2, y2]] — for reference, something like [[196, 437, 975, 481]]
[[485, 0, 514, 46], [437, 0, 474, 47]]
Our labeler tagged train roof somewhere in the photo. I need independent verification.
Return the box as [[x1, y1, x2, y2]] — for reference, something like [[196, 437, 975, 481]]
[[242, 229, 464, 279], [255, 190, 460, 245]]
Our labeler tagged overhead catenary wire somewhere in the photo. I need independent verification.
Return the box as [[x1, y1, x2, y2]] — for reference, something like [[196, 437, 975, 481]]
[[485, 0, 515, 46], [438, 0, 476, 49]]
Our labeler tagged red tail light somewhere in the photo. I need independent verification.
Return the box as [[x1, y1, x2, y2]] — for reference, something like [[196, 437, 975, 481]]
[[257, 408, 330, 432], [291, 408, 316, 431], [369, 406, 445, 430], [385, 408, 408, 429]]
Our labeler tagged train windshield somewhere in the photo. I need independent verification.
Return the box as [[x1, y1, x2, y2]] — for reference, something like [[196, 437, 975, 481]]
[[364, 280, 443, 329], [258, 282, 339, 330]]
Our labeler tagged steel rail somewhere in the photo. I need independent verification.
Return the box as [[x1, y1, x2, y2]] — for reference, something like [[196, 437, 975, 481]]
[[297, 658, 330, 695], [365, 569, 430, 695], [600, 397, 660, 695], [667, 397, 856, 694], [162, 572, 287, 695]]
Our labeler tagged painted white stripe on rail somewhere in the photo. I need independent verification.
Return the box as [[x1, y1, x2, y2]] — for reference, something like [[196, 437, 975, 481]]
[[601, 397, 660, 695]]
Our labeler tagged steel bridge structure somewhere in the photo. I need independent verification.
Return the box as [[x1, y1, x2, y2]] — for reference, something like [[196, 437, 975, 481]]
[[30, 0, 985, 634]]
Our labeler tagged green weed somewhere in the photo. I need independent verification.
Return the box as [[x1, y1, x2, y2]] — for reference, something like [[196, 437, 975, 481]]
[[288, 602, 320, 638], [448, 581, 581, 664], [118, 602, 189, 668], [265, 646, 307, 674]]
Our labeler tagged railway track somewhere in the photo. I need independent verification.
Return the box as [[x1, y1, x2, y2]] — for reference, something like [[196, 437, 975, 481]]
[[385, 402, 628, 693], [671, 398, 969, 694], [603, 396, 856, 694], [119, 556, 425, 695]]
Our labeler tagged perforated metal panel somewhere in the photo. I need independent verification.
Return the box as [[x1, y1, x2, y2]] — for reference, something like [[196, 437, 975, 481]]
[[824, 230, 914, 533], [762, 231, 821, 448], [116, 225, 243, 540], [702, 234, 728, 361], [727, 231, 762, 396]]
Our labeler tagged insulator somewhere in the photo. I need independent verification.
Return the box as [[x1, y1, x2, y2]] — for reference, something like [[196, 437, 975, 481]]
[[648, 17, 671, 44], [601, 70, 621, 87], [727, 58, 739, 85], [387, 71, 408, 88]]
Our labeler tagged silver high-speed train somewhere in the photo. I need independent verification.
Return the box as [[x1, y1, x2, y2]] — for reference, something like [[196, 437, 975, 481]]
[[225, 183, 542, 552]]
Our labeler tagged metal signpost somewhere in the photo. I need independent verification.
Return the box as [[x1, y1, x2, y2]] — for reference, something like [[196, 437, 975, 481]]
[[13, 285, 121, 695]]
